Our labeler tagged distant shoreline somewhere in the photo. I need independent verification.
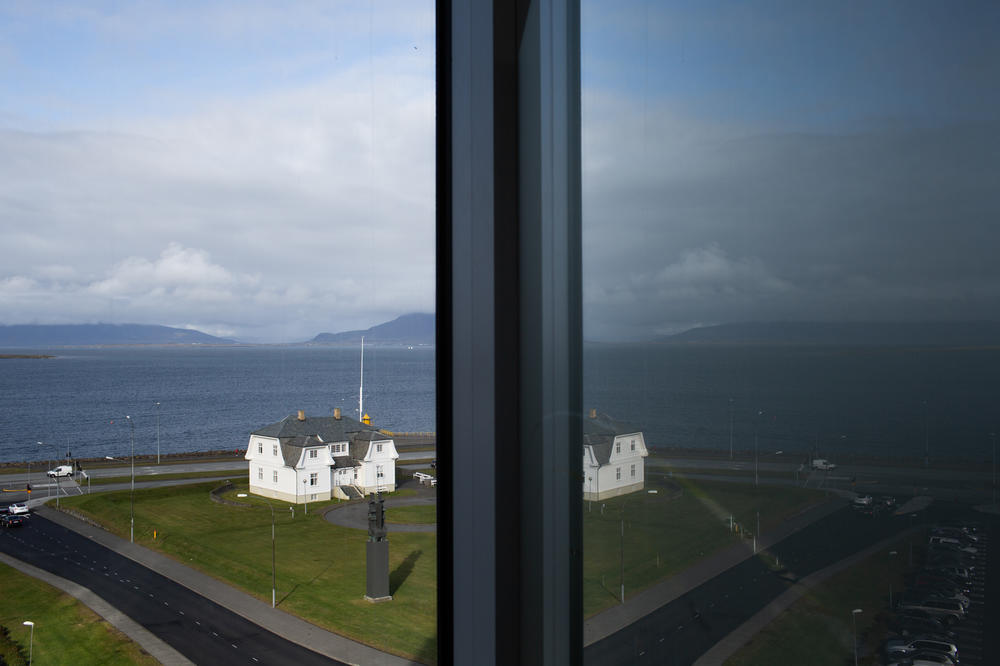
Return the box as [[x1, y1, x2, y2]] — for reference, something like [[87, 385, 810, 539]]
[[0, 353, 54, 359]]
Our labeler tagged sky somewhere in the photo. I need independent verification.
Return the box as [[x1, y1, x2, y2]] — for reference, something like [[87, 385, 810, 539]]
[[1, 2, 999, 343]]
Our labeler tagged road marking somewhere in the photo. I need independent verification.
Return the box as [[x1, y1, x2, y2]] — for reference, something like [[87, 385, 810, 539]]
[[195, 621, 201, 626], [212, 632, 218, 637], [232, 644, 238, 649], [179, 611, 184, 615]]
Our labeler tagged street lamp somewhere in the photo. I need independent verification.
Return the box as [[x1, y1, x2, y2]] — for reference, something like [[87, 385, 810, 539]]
[[155, 402, 161, 465], [126, 415, 135, 543], [239, 494, 277, 608], [851, 608, 863, 666], [22, 621, 34, 665], [991, 432, 997, 508], [303, 478, 309, 514]]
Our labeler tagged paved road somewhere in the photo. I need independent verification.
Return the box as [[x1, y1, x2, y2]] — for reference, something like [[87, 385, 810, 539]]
[[0, 513, 343, 665], [325, 495, 437, 533]]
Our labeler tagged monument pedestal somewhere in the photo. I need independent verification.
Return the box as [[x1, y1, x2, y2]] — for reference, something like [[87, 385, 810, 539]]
[[365, 540, 392, 602]]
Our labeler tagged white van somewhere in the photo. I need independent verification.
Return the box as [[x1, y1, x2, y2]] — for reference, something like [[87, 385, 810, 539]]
[[46, 465, 73, 478]]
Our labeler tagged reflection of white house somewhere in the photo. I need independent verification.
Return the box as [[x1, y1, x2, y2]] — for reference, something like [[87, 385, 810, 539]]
[[245, 409, 399, 503], [582, 410, 648, 500]]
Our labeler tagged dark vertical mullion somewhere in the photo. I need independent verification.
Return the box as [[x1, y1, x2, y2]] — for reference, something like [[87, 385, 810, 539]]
[[434, 0, 452, 663]]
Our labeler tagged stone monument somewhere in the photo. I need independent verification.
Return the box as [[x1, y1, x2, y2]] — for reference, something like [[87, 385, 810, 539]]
[[365, 491, 392, 602]]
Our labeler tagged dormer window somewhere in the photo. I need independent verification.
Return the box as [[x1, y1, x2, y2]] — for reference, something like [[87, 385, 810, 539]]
[[630, 440, 635, 451], [376, 443, 383, 453], [615, 442, 621, 454], [257, 442, 262, 454], [309, 449, 318, 459], [272, 444, 278, 456]]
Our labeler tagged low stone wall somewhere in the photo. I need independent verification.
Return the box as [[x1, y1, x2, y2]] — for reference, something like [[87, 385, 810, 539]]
[[209, 481, 250, 507]]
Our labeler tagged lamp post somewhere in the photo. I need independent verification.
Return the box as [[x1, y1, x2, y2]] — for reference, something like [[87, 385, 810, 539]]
[[38, 442, 48, 499], [851, 608, 863, 666], [22, 621, 33, 665], [923, 399, 929, 468], [126, 415, 135, 543], [303, 478, 309, 515], [155, 402, 161, 465], [239, 494, 276, 608]]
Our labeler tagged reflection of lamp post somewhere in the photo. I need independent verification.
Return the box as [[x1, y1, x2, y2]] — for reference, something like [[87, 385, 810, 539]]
[[851, 608, 863, 666], [126, 415, 135, 543], [888, 550, 898, 607], [22, 621, 34, 666], [239, 494, 276, 608], [155, 402, 161, 464], [923, 399, 929, 468], [729, 398, 735, 460], [754, 410, 764, 488], [991, 432, 997, 508]]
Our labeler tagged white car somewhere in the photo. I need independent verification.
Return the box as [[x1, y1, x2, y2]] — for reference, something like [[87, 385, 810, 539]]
[[6, 502, 29, 515]]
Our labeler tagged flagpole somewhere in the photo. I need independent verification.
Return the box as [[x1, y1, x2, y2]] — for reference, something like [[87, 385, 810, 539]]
[[359, 336, 364, 419]]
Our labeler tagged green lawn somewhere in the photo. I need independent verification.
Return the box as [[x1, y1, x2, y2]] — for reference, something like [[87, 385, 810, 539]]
[[724, 535, 912, 666], [583, 477, 825, 617], [0, 562, 159, 666], [386, 505, 437, 524], [59, 482, 437, 664]]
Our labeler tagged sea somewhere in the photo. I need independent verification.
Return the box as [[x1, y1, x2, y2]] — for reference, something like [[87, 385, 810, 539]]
[[2, 343, 999, 464]]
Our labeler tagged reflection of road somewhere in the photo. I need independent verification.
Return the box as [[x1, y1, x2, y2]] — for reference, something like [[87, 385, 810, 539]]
[[584, 502, 995, 665], [648, 457, 995, 502]]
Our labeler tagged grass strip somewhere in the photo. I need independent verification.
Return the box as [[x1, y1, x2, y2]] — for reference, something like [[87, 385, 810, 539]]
[[59, 482, 437, 664], [0, 562, 159, 665], [86, 469, 246, 486], [386, 505, 437, 524], [723, 535, 910, 666], [583, 477, 824, 617]]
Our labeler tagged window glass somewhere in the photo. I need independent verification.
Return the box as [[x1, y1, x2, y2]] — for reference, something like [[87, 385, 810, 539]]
[[581, 1, 1000, 663]]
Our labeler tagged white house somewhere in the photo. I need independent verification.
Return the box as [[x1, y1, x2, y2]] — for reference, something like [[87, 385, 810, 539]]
[[245, 408, 399, 503], [582, 410, 648, 500]]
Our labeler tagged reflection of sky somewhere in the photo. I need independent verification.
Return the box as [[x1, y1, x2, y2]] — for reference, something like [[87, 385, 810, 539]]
[[582, 0, 1000, 341], [584, 0, 1000, 133]]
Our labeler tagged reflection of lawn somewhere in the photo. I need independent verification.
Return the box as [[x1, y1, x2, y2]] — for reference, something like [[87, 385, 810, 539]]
[[386, 505, 436, 524], [60, 482, 437, 664], [0, 563, 158, 665], [583, 478, 825, 617], [724, 536, 910, 666]]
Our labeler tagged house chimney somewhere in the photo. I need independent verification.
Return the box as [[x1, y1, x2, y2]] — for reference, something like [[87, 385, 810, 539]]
[[334, 407, 342, 420], [297, 409, 306, 421], [589, 408, 597, 419]]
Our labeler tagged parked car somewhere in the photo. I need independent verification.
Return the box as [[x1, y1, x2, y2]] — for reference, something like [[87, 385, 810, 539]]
[[931, 527, 979, 544], [1, 514, 26, 528], [6, 502, 29, 515], [929, 536, 977, 554], [885, 637, 960, 663], [890, 614, 956, 639], [852, 494, 873, 507], [897, 599, 965, 623]]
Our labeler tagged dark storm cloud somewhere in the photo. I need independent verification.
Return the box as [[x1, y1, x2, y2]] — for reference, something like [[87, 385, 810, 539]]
[[582, 1, 1000, 341]]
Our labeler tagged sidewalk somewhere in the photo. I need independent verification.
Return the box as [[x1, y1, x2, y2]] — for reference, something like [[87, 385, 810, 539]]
[[35, 504, 419, 666], [583, 496, 849, 646]]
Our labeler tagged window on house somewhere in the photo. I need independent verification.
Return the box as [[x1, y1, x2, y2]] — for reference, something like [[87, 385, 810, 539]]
[[309, 449, 317, 459], [377, 465, 384, 478], [630, 464, 635, 478], [630, 440, 635, 451], [376, 443, 383, 453], [615, 442, 620, 454], [272, 470, 278, 483], [310, 472, 317, 486], [272, 444, 278, 456], [257, 467, 262, 481], [257, 442, 262, 454], [616, 467, 621, 481]]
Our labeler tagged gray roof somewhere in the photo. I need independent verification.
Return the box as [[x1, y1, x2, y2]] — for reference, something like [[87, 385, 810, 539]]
[[253, 413, 379, 467], [583, 413, 642, 466], [253, 413, 375, 440]]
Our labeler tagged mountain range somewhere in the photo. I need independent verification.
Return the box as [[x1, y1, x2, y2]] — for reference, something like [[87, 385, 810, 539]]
[[0, 323, 235, 347], [309, 313, 434, 345], [662, 321, 1000, 346]]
